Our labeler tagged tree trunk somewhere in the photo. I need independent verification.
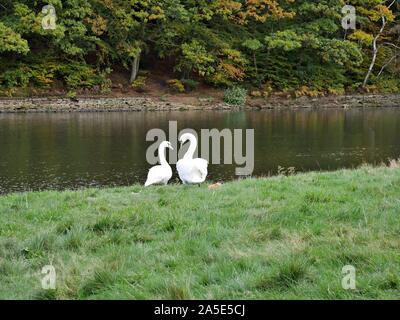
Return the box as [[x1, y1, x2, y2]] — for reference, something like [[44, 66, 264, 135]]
[[363, 33, 380, 88], [253, 53, 261, 88], [130, 53, 141, 83]]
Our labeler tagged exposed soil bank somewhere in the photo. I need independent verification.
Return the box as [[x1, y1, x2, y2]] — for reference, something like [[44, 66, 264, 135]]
[[0, 94, 399, 113]]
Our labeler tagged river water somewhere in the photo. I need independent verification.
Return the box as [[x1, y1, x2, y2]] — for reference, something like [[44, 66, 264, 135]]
[[0, 108, 399, 193]]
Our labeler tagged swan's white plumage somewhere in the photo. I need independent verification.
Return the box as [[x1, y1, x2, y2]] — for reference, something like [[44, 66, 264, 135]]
[[177, 133, 208, 184], [144, 141, 173, 187], [145, 165, 172, 186], [176, 158, 208, 184]]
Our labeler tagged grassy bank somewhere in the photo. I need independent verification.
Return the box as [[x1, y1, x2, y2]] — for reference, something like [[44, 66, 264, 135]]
[[1, 166, 400, 300]]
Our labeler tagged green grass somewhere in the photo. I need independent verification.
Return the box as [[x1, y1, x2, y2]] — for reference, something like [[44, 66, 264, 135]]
[[1, 166, 400, 300]]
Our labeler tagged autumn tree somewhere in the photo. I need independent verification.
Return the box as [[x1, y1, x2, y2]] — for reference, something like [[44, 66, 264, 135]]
[[0, 0, 399, 94], [347, 0, 399, 87]]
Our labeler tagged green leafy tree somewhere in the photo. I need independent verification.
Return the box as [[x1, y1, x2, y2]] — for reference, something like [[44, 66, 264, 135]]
[[0, 22, 29, 54], [0, 0, 399, 94]]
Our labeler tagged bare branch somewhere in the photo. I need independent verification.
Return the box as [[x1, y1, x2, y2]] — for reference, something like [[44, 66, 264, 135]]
[[383, 42, 400, 50], [377, 53, 399, 77], [387, 0, 397, 9]]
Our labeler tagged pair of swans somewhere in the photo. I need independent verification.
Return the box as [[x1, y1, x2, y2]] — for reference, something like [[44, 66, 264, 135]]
[[145, 133, 208, 187]]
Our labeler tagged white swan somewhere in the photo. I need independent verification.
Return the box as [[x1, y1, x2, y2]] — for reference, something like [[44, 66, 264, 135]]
[[177, 133, 208, 184], [145, 141, 173, 187]]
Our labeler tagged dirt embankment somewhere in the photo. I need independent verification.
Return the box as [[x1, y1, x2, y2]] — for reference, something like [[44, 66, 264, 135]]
[[0, 94, 399, 113]]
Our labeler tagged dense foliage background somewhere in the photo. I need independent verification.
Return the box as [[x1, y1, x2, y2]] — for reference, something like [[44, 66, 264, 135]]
[[0, 0, 399, 96]]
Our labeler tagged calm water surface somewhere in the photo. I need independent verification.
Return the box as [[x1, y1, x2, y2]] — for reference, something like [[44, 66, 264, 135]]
[[0, 109, 400, 193]]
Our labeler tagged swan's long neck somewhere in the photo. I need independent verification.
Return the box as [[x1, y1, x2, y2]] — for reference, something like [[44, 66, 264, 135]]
[[184, 136, 197, 159], [159, 143, 168, 166]]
